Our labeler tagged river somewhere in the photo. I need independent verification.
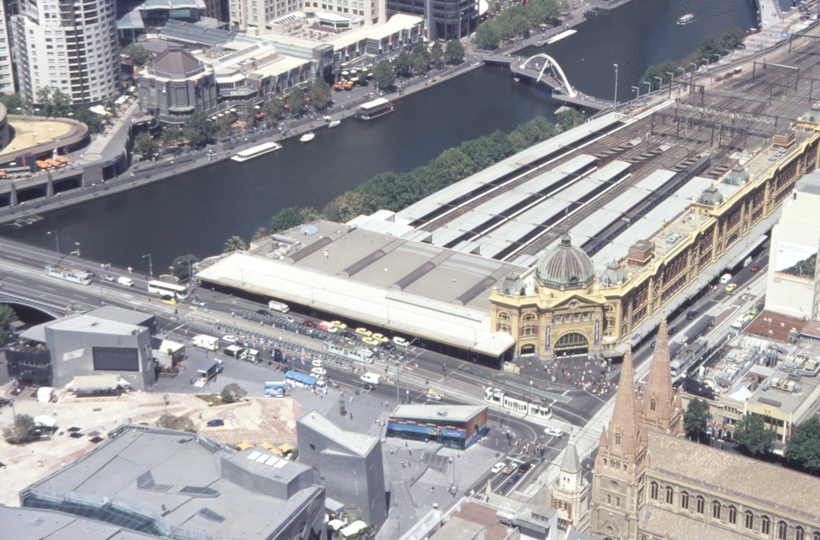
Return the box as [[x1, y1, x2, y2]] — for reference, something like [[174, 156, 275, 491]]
[[1, 0, 756, 272]]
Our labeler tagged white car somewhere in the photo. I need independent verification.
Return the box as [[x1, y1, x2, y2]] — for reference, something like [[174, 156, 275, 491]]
[[222, 335, 238, 344], [311, 359, 324, 368], [310, 367, 328, 378], [545, 427, 564, 438], [393, 336, 409, 348], [491, 462, 506, 474]]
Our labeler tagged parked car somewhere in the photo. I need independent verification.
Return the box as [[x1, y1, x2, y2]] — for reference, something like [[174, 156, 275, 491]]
[[192, 298, 206, 306], [355, 327, 372, 337], [426, 391, 444, 401], [751, 263, 761, 272], [361, 382, 376, 391], [84, 269, 96, 276], [326, 379, 340, 388], [101, 274, 115, 282], [517, 463, 531, 474], [341, 330, 357, 340], [311, 367, 328, 378], [545, 427, 564, 437], [393, 336, 410, 348], [257, 309, 272, 317], [725, 283, 738, 293], [508, 473, 521, 484], [222, 335, 238, 344], [668, 326, 678, 335], [303, 320, 317, 328], [331, 320, 347, 330], [206, 419, 225, 427], [362, 336, 379, 346], [380, 342, 397, 352], [491, 462, 506, 474], [372, 333, 388, 343]]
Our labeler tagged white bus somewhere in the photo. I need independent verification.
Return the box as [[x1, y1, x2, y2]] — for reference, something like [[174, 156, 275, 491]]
[[148, 280, 189, 300]]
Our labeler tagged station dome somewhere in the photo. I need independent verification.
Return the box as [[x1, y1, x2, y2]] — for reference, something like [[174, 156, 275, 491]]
[[697, 185, 724, 206], [599, 260, 628, 286], [535, 233, 595, 290], [723, 165, 749, 186]]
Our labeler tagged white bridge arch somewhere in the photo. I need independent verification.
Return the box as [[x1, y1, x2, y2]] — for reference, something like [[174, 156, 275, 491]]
[[523, 54, 577, 98]]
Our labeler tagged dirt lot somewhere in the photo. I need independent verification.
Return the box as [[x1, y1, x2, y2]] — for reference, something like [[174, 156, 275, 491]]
[[0, 387, 303, 506]]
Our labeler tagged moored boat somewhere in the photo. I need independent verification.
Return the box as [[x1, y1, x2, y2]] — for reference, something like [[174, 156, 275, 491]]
[[328, 120, 341, 128], [300, 132, 315, 143], [677, 13, 694, 25], [231, 141, 283, 162]]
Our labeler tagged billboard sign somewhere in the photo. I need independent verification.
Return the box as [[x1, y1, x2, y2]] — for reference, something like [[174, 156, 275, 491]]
[[264, 381, 285, 397], [775, 241, 817, 283]]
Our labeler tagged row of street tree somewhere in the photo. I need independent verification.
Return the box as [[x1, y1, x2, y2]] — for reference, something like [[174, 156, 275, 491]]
[[472, 0, 564, 50]]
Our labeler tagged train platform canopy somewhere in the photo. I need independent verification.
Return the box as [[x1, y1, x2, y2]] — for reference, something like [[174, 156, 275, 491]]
[[196, 220, 520, 357]]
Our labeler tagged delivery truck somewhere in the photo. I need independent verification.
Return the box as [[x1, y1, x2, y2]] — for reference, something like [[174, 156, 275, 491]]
[[192, 334, 219, 351], [268, 300, 290, 313]]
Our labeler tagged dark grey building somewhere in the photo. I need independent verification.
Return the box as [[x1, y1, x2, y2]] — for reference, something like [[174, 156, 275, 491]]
[[297, 410, 387, 525], [138, 46, 218, 124], [20, 425, 327, 540], [9, 306, 158, 390], [386, 0, 478, 41]]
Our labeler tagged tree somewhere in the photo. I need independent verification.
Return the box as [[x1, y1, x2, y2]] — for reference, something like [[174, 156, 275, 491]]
[[322, 191, 367, 222], [0, 304, 19, 346], [221, 383, 247, 404], [372, 60, 396, 90], [35, 86, 71, 117], [252, 227, 270, 241], [270, 206, 308, 233], [288, 89, 307, 115], [720, 26, 744, 51], [0, 93, 24, 112], [310, 77, 332, 110], [262, 98, 284, 125], [556, 108, 586, 132], [393, 51, 413, 78], [122, 43, 151, 67], [156, 414, 195, 432], [183, 111, 213, 147], [787, 416, 820, 473], [3, 414, 35, 444], [734, 414, 773, 457], [473, 21, 501, 50], [430, 42, 444, 67], [696, 35, 722, 63], [73, 106, 102, 133], [683, 398, 711, 442], [134, 132, 158, 157], [170, 254, 199, 281], [160, 126, 183, 148], [412, 54, 429, 75], [223, 236, 247, 253], [444, 40, 465, 64]]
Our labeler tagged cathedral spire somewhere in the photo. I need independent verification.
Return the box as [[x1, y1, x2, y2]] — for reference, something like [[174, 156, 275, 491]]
[[643, 318, 682, 435]]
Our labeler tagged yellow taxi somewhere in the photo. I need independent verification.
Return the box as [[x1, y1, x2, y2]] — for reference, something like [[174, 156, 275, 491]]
[[331, 320, 347, 330], [372, 333, 389, 343], [725, 283, 738, 293], [355, 327, 372, 337]]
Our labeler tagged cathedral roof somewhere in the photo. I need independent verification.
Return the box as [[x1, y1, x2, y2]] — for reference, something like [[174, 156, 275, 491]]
[[647, 433, 820, 522], [535, 233, 595, 290]]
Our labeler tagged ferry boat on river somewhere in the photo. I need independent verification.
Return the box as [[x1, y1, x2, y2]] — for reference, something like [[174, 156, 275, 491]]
[[677, 13, 694, 25], [356, 98, 395, 121], [231, 141, 282, 162]]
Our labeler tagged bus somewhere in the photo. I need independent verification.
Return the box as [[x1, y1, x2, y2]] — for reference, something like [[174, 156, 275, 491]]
[[148, 280, 189, 300], [484, 387, 552, 419]]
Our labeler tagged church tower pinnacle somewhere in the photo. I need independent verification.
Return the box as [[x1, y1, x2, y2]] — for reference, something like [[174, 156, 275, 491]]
[[642, 318, 683, 435]]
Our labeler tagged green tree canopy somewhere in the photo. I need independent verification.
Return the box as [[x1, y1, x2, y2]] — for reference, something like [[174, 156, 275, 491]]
[[35, 86, 72, 117], [270, 206, 309, 233], [373, 60, 396, 89], [683, 398, 711, 442], [786, 416, 820, 472], [309, 77, 332, 110], [413, 54, 429, 74], [444, 40, 465, 64], [639, 59, 679, 90], [3, 414, 35, 444], [170, 254, 199, 281], [160, 126, 183, 148], [73, 106, 103, 133], [262, 98, 284, 124], [430, 42, 444, 67], [252, 227, 270, 241], [719, 26, 744, 51], [734, 414, 773, 457], [122, 43, 152, 66], [473, 20, 501, 50], [183, 111, 213, 146], [156, 414, 195, 432], [0, 93, 24, 112], [221, 383, 248, 404], [134, 132, 158, 157], [393, 51, 413, 78], [0, 304, 19, 346], [288, 89, 307, 115], [556, 108, 586, 131], [223, 236, 248, 253]]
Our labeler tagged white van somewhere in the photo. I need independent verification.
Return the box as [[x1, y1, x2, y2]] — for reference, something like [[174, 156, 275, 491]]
[[311, 367, 328, 378], [241, 349, 260, 363], [192, 334, 219, 351], [360, 372, 382, 385], [720, 273, 732, 284], [117, 276, 134, 287]]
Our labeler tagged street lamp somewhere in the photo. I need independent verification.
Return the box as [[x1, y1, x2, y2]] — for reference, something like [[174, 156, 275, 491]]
[[47, 230, 60, 254], [642, 81, 652, 95], [654, 76, 663, 92], [71, 242, 81, 257], [632, 85, 640, 98], [142, 253, 153, 278], [665, 72, 674, 98], [613, 64, 618, 109]]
